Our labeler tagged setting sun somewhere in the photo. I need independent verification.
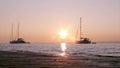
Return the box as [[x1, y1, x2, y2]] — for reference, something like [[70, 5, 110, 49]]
[[59, 29, 68, 39]]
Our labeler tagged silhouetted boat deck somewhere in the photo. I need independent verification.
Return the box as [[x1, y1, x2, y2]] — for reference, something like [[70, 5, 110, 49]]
[[10, 24, 30, 44]]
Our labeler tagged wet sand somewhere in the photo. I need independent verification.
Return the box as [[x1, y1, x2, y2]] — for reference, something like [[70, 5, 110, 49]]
[[0, 51, 119, 68]]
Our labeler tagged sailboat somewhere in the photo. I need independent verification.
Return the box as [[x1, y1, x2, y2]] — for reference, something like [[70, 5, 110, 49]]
[[76, 17, 94, 44], [10, 24, 30, 44]]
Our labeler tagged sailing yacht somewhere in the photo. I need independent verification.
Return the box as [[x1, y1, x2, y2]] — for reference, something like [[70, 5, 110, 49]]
[[10, 24, 30, 44], [76, 17, 93, 44]]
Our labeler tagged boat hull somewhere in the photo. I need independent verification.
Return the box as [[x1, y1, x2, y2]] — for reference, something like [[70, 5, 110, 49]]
[[10, 38, 30, 44]]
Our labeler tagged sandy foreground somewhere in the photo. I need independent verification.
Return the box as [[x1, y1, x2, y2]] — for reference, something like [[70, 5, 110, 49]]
[[0, 51, 119, 68]]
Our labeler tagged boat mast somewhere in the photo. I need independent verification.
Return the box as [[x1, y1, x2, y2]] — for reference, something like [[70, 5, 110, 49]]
[[17, 23, 20, 39], [80, 17, 82, 41], [11, 24, 13, 41]]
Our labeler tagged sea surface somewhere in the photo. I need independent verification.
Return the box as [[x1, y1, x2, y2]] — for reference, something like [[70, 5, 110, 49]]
[[0, 43, 120, 68], [0, 43, 120, 57]]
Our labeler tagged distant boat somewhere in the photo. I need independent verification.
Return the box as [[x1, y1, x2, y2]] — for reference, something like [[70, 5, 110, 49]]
[[10, 38, 30, 44], [10, 24, 30, 44], [76, 17, 95, 44]]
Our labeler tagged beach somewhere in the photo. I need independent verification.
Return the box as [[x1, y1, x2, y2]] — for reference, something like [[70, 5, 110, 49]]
[[0, 43, 120, 68], [0, 51, 94, 68], [0, 51, 120, 68]]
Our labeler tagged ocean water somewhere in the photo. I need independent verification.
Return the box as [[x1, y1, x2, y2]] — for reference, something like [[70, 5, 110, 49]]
[[0, 43, 120, 68], [0, 43, 120, 57]]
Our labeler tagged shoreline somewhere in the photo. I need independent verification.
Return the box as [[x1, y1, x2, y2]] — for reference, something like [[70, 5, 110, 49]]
[[0, 51, 119, 68], [0, 51, 99, 68]]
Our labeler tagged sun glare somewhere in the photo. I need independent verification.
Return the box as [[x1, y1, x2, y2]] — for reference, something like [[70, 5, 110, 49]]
[[59, 29, 68, 39]]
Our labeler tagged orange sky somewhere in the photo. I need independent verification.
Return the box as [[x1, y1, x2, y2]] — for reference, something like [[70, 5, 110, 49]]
[[0, 0, 120, 43]]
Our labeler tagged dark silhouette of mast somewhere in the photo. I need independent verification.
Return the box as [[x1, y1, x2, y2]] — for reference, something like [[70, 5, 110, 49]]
[[11, 24, 13, 41], [17, 23, 20, 39], [80, 17, 82, 41]]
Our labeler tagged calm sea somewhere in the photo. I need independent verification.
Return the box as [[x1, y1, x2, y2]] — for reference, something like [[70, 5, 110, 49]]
[[0, 43, 120, 67], [0, 43, 120, 57]]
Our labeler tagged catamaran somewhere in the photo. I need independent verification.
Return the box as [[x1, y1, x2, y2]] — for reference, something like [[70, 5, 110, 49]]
[[76, 17, 95, 44], [10, 24, 30, 44]]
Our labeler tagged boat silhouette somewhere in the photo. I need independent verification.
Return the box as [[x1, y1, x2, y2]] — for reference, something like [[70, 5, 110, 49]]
[[10, 24, 30, 44], [76, 17, 95, 44]]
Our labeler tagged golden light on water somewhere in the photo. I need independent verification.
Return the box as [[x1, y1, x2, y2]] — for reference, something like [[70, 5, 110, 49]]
[[60, 52, 66, 56], [60, 42, 67, 56], [61, 42, 67, 52]]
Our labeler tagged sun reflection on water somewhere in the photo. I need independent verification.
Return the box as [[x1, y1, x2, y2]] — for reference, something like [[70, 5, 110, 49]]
[[60, 42, 67, 56], [61, 42, 66, 52]]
